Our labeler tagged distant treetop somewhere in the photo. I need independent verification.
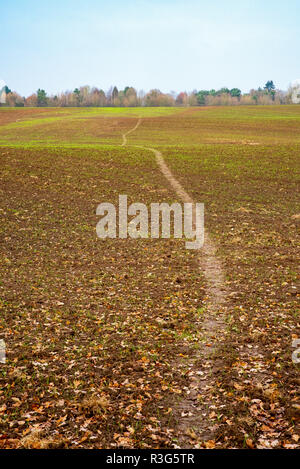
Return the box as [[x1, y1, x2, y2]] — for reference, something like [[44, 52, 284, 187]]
[[0, 80, 292, 107]]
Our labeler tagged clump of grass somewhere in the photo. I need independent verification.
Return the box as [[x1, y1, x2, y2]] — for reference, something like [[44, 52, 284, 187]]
[[20, 428, 66, 449], [79, 394, 110, 415]]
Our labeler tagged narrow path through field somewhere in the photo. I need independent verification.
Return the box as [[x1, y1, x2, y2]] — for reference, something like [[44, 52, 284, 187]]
[[121, 118, 227, 447], [121, 118, 142, 146]]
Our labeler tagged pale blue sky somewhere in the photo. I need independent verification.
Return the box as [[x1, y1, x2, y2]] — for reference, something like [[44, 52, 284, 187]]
[[1, 0, 299, 96]]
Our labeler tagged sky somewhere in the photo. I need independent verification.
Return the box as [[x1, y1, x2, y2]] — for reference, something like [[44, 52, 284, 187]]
[[1, 0, 300, 96]]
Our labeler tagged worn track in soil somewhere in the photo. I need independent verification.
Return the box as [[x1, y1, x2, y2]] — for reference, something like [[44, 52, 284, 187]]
[[121, 118, 227, 447]]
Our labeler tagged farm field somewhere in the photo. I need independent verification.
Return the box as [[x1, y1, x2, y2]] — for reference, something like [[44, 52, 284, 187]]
[[0, 105, 299, 449]]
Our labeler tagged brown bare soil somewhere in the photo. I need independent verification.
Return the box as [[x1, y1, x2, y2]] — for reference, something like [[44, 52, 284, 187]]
[[0, 106, 299, 449]]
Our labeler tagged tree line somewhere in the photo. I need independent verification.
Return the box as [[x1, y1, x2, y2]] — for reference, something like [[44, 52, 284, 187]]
[[0, 81, 295, 107]]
